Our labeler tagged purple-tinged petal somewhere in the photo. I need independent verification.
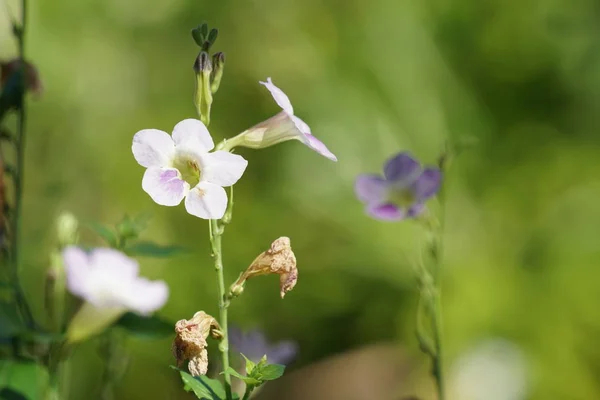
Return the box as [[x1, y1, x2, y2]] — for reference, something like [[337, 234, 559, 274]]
[[142, 167, 189, 206], [260, 77, 294, 115], [291, 115, 311, 135], [268, 340, 298, 365], [384, 152, 421, 185], [355, 175, 388, 205], [407, 202, 426, 218], [63, 246, 91, 299], [302, 133, 337, 161], [367, 204, 405, 221], [411, 168, 442, 200]]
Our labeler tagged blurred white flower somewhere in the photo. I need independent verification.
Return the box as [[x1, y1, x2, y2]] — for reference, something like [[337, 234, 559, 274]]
[[63, 246, 168, 343], [224, 78, 337, 161], [450, 338, 528, 400], [132, 118, 248, 219]]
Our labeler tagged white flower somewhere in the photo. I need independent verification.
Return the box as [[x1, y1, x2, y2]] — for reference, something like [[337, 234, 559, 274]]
[[450, 339, 528, 400], [132, 118, 248, 220], [63, 246, 168, 343], [223, 78, 337, 161]]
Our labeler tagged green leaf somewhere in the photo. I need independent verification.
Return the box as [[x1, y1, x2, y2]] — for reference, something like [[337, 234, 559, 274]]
[[240, 354, 255, 375], [115, 313, 173, 339], [254, 363, 285, 381], [171, 366, 225, 400], [85, 222, 117, 247], [0, 388, 27, 400], [0, 361, 48, 400], [0, 302, 24, 337], [116, 214, 151, 241], [124, 241, 186, 258], [224, 367, 260, 386], [207, 28, 218, 46]]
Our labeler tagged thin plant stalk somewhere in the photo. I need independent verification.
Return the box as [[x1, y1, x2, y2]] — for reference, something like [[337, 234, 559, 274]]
[[209, 218, 232, 400]]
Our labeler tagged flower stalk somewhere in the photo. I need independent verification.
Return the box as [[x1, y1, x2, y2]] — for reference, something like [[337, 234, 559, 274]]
[[209, 218, 233, 400]]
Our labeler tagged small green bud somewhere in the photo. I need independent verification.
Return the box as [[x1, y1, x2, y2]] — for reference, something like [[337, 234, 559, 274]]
[[210, 52, 225, 94], [193, 52, 213, 125], [56, 211, 78, 248]]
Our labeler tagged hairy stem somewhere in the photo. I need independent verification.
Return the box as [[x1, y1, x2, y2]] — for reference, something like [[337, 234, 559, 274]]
[[209, 219, 232, 400]]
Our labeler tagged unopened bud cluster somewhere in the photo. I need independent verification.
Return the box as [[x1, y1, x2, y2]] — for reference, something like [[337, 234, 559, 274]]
[[191, 23, 226, 126]]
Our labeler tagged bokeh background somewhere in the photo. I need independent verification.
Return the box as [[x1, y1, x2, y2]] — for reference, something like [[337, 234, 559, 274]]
[[2, 0, 600, 398]]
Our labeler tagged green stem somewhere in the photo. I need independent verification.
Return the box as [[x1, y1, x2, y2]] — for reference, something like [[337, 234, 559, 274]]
[[209, 219, 232, 400], [8, 0, 34, 329], [241, 385, 255, 400]]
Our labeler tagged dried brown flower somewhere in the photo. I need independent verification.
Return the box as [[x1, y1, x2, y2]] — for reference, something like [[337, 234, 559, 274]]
[[229, 237, 297, 299], [172, 311, 222, 376]]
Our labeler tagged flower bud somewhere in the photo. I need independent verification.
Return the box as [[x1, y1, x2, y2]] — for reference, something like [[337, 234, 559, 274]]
[[56, 212, 78, 248], [210, 52, 225, 94], [193, 52, 213, 126], [172, 311, 222, 376], [223, 111, 304, 152], [229, 237, 297, 299]]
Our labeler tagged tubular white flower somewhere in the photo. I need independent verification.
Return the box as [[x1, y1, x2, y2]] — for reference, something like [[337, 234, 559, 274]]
[[63, 246, 168, 343], [223, 78, 337, 161], [132, 118, 248, 219]]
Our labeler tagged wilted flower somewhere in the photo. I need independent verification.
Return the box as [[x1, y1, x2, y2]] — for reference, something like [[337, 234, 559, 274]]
[[355, 152, 442, 221], [229, 237, 297, 299], [172, 311, 222, 376], [229, 325, 298, 365], [0, 59, 43, 96], [132, 118, 248, 219], [63, 246, 168, 343], [222, 78, 337, 161], [450, 339, 528, 400]]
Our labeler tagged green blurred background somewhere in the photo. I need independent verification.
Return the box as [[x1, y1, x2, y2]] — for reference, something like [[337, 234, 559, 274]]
[[2, 0, 600, 398]]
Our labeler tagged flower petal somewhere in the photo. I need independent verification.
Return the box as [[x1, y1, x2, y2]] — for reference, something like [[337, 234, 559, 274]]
[[407, 202, 426, 218], [291, 115, 311, 135], [367, 204, 405, 221], [411, 168, 442, 200], [89, 248, 139, 280], [268, 340, 298, 365], [125, 278, 169, 315], [63, 246, 91, 299], [260, 77, 294, 115], [142, 167, 189, 206], [201, 151, 249, 187], [301, 133, 337, 161], [384, 152, 421, 184], [132, 129, 175, 168], [172, 119, 214, 153], [184, 182, 228, 219], [355, 175, 388, 205]]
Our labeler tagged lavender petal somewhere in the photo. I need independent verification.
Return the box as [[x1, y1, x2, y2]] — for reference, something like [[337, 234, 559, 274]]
[[411, 168, 442, 201], [383, 152, 421, 184]]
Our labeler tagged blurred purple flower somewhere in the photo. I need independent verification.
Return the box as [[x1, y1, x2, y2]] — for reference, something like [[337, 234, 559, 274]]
[[229, 326, 298, 365], [355, 152, 442, 221]]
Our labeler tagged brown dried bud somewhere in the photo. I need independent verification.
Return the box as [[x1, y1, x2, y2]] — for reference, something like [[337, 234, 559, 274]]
[[229, 237, 297, 299], [172, 311, 222, 376], [0, 59, 43, 96]]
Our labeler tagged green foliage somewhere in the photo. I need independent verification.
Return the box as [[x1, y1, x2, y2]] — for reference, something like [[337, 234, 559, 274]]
[[85, 221, 118, 248], [124, 241, 186, 258], [0, 302, 23, 338], [226, 355, 285, 388], [115, 313, 173, 339], [0, 388, 27, 400], [171, 367, 240, 400], [0, 361, 48, 400]]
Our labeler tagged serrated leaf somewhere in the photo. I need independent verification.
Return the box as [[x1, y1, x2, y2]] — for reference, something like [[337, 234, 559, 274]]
[[85, 222, 117, 247], [124, 241, 186, 258], [224, 367, 260, 386], [0, 360, 48, 400], [0, 388, 27, 400], [171, 366, 225, 400], [115, 313, 173, 339], [0, 302, 23, 337], [254, 363, 285, 381]]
